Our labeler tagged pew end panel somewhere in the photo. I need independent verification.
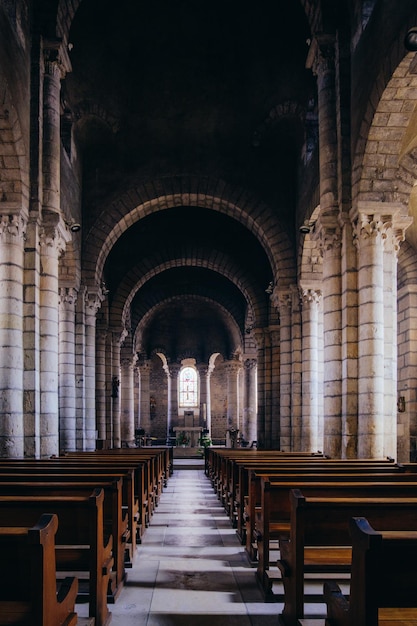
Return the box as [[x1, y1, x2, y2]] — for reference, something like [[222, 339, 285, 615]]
[[324, 516, 417, 626], [277, 489, 417, 626], [0, 513, 78, 626], [0, 489, 112, 626]]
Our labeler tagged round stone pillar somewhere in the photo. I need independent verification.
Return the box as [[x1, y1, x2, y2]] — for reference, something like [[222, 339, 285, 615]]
[[197, 364, 209, 430], [356, 211, 385, 458], [43, 46, 65, 216], [138, 359, 152, 434], [224, 360, 242, 433], [253, 328, 266, 448], [269, 327, 281, 449], [121, 355, 137, 446], [272, 290, 292, 451], [39, 221, 67, 457], [95, 327, 107, 442], [381, 209, 411, 458], [58, 287, 77, 452], [169, 363, 181, 432], [110, 330, 123, 448], [243, 358, 257, 445], [300, 288, 322, 452], [85, 291, 102, 450], [0, 214, 26, 457]]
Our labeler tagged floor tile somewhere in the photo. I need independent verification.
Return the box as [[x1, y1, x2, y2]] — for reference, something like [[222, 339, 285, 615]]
[[75, 462, 296, 624]]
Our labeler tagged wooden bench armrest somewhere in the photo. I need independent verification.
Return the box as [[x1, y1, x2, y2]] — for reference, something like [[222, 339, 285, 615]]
[[323, 580, 349, 626]]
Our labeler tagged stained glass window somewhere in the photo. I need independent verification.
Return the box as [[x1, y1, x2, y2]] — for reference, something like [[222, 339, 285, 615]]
[[179, 366, 198, 407]]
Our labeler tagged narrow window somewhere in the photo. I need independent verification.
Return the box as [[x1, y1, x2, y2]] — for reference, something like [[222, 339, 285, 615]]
[[179, 366, 198, 407]]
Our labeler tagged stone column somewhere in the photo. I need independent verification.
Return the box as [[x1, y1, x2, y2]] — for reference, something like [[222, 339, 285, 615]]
[[58, 287, 77, 452], [269, 326, 281, 448], [138, 360, 151, 434], [39, 43, 70, 457], [134, 364, 140, 432], [318, 225, 343, 457], [168, 363, 181, 432], [356, 203, 411, 458], [382, 212, 411, 457], [23, 217, 41, 458], [272, 290, 292, 451], [75, 288, 86, 450], [95, 327, 107, 441], [253, 329, 266, 448], [197, 364, 209, 430], [84, 290, 102, 450], [308, 35, 343, 457], [206, 363, 214, 436], [111, 330, 124, 448], [356, 209, 385, 458], [300, 288, 322, 452], [39, 219, 68, 457], [291, 289, 303, 451], [120, 355, 137, 446], [340, 216, 358, 458], [0, 214, 26, 457], [42, 45, 65, 217], [262, 329, 272, 446], [243, 358, 257, 444], [225, 360, 242, 431]]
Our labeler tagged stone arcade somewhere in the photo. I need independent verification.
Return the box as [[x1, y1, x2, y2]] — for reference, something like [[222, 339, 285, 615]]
[[1, 1, 417, 461]]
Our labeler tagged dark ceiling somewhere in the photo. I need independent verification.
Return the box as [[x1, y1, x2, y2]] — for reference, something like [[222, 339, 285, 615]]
[[66, 0, 314, 361]]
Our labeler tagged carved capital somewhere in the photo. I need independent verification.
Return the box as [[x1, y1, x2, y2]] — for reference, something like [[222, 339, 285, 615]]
[[59, 286, 78, 306], [85, 289, 104, 316], [0, 213, 26, 243], [43, 38, 70, 79], [244, 358, 257, 372], [301, 288, 322, 306], [271, 287, 292, 311]]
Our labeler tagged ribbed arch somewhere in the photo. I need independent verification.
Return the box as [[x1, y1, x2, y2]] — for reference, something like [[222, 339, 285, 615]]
[[0, 77, 29, 214], [109, 249, 266, 332], [398, 241, 417, 289], [82, 177, 296, 290], [353, 14, 417, 207], [133, 294, 242, 357]]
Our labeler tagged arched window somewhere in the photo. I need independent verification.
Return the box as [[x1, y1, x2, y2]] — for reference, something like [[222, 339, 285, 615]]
[[179, 366, 198, 407]]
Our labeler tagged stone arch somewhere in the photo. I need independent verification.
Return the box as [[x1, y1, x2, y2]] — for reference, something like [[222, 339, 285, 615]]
[[109, 250, 267, 333], [82, 176, 296, 292], [0, 75, 29, 215], [298, 204, 322, 288], [398, 240, 417, 289], [356, 53, 417, 208], [134, 295, 243, 360]]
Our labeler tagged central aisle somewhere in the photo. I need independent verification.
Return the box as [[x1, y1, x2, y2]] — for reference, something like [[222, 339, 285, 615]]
[[103, 462, 281, 625]]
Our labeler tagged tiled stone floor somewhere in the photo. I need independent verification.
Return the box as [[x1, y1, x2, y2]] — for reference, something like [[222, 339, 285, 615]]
[[77, 459, 336, 625]]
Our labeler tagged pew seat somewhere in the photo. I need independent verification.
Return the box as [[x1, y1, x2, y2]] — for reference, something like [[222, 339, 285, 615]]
[[324, 517, 417, 626], [277, 490, 417, 626], [0, 513, 78, 626], [0, 489, 112, 626]]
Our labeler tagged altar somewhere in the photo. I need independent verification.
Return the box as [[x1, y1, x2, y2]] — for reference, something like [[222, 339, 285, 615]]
[[173, 426, 203, 448]]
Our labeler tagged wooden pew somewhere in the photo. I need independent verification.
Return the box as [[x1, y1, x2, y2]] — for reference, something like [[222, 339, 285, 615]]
[[62, 447, 170, 529], [0, 488, 113, 626], [277, 490, 417, 626], [206, 450, 395, 525], [255, 477, 417, 598], [324, 516, 417, 626], [0, 459, 141, 550], [206, 449, 326, 508], [236, 459, 405, 546], [0, 513, 78, 626], [0, 477, 127, 601]]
